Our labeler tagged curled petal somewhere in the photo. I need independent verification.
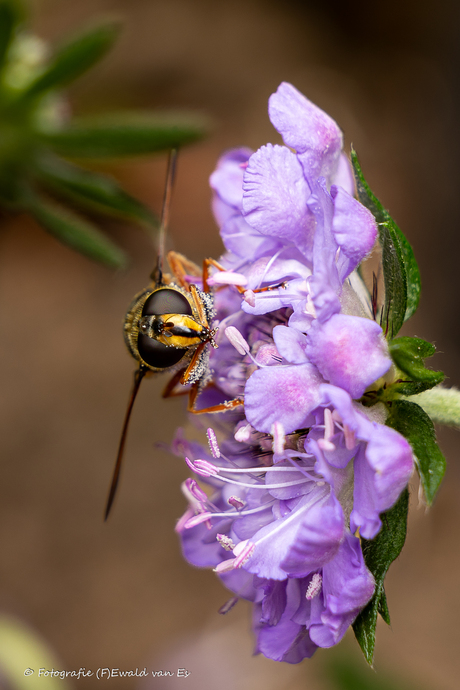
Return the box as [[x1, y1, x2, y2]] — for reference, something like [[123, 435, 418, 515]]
[[268, 82, 343, 181], [210, 147, 253, 214], [331, 185, 378, 280], [309, 534, 375, 647], [273, 325, 308, 364]]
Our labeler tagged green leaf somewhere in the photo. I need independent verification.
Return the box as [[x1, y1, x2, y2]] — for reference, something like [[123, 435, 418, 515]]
[[35, 154, 158, 226], [389, 336, 444, 395], [377, 587, 391, 625], [0, 0, 23, 71], [387, 400, 446, 505], [351, 149, 421, 335], [353, 488, 409, 666], [38, 111, 209, 158], [27, 193, 126, 268], [406, 386, 460, 430], [17, 21, 120, 101]]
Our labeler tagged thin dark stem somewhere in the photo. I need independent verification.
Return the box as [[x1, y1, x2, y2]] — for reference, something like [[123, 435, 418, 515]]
[[151, 148, 178, 286]]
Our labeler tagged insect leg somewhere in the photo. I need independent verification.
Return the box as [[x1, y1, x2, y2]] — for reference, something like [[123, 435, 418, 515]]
[[105, 366, 147, 520], [166, 251, 201, 289], [187, 383, 244, 414], [202, 258, 287, 294]]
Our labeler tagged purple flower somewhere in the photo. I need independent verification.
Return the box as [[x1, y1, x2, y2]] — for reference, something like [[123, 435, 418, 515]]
[[174, 82, 414, 663]]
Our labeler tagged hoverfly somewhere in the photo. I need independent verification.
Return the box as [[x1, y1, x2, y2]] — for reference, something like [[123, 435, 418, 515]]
[[105, 149, 243, 519]]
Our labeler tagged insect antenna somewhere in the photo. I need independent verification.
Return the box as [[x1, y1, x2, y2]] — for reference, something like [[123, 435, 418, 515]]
[[151, 148, 178, 287], [105, 366, 147, 520]]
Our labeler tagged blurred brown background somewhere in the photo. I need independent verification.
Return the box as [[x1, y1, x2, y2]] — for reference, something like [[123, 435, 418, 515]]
[[0, 0, 459, 688]]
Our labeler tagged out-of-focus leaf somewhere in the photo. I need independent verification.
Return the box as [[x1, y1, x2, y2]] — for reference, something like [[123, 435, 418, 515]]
[[353, 489, 409, 666], [35, 154, 158, 226], [351, 149, 421, 335], [387, 400, 446, 505], [389, 336, 444, 396], [27, 192, 126, 268], [0, 615, 70, 690], [324, 648, 421, 690], [39, 111, 209, 158], [0, 0, 23, 70], [16, 21, 120, 101]]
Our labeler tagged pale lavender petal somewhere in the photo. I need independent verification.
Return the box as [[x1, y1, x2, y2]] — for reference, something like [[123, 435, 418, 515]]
[[244, 363, 324, 433], [243, 489, 343, 581], [273, 325, 308, 364], [309, 534, 375, 647], [242, 144, 314, 257], [331, 185, 378, 281], [280, 493, 344, 576], [331, 152, 355, 196], [308, 179, 341, 321], [306, 314, 391, 399], [268, 82, 343, 181], [210, 147, 253, 213], [220, 213, 281, 260], [321, 384, 414, 538], [260, 579, 287, 625]]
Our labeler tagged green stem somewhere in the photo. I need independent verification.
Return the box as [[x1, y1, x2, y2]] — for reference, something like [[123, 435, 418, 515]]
[[403, 386, 460, 429]]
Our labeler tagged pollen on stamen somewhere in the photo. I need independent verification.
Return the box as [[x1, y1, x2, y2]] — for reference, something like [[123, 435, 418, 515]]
[[207, 428, 221, 458], [217, 533, 236, 551], [306, 573, 322, 600], [228, 495, 245, 509], [185, 456, 219, 477]]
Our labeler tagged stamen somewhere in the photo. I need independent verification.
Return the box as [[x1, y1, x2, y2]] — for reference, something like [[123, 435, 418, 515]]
[[306, 573, 322, 600], [234, 424, 252, 443], [343, 424, 356, 451], [324, 408, 334, 442], [271, 421, 285, 457], [225, 326, 250, 356], [214, 559, 237, 574], [184, 477, 208, 502], [207, 428, 221, 458], [185, 457, 219, 477], [217, 533, 235, 551], [208, 271, 248, 287], [331, 410, 342, 424], [184, 512, 213, 529], [318, 438, 336, 452], [228, 496, 245, 509], [243, 290, 256, 307], [218, 597, 239, 614], [233, 540, 256, 567], [175, 507, 194, 533]]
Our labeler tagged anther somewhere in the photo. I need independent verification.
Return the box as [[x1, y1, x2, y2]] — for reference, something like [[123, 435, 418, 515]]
[[225, 326, 250, 356], [228, 496, 245, 510], [306, 573, 322, 600], [207, 428, 221, 458], [217, 533, 236, 551]]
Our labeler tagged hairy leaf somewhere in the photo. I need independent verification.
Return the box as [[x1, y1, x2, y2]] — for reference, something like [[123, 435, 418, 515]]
[[389, 336, 444, 395], [353, 489, 409, 665], [387, 399, 446, 505], [351, 149, 421, 335]]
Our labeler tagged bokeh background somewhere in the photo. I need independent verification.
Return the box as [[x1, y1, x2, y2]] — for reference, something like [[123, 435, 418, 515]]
[[1, 0, 459, 688]]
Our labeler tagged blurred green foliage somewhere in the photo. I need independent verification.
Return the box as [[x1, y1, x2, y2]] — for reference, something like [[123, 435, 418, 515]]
[[0, 0, 208, 267]]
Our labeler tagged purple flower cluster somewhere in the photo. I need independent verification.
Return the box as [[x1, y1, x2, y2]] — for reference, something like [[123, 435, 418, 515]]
[[174, 83, 414, 662]]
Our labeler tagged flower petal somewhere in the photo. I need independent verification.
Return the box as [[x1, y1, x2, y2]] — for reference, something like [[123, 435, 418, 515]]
[[306, 314, 391, 399], [244, 363, 324, 433], [242, 144, 314, 258], [268, 82, 343, 181]]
